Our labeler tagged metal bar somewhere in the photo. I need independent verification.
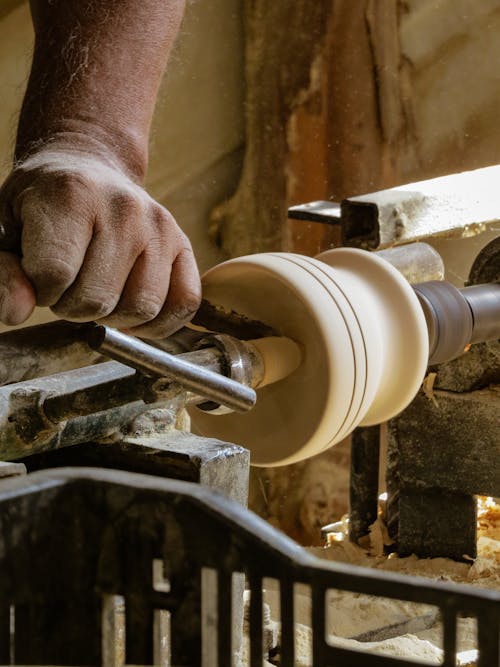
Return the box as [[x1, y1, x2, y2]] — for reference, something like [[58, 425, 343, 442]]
[[349, 425, 380, 543], [477, 611, 500, 667], [0, 315, 261, 388], [89, 325, 256, 413], [192, 298, 276, 340], [0, 605, 10, 663], [441, 608, 457, 667], [0, 320, 225, 388], [288, 200, 342, 225], [125, 595, 154, 665], [341, 164, 500, 248], [248, 572, 263, 667], [311, 583, 326, 666], [279, 580, 295, 665]]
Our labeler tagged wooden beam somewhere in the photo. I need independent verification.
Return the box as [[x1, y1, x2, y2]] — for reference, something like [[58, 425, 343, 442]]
[[211, 1, 332, 257]]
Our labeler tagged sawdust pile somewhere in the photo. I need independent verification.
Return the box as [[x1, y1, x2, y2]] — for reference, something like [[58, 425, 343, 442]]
[[240, 498, 499, 666], [324, 496, 500, 590]]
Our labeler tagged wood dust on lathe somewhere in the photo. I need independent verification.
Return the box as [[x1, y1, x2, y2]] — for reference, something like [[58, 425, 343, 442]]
[[239, 498, 500, 667]]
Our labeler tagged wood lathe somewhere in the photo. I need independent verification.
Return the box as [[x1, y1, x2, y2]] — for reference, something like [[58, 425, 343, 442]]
[[0, 165, 498, 666], [0, 244, 496, 468]]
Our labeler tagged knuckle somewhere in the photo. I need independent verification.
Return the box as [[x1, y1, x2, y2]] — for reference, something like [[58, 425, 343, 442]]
[[130, 291, 201, 339], [178, 289, 202, 319], [19, 172, 95, 223], [127, 234, 145, 258], [25, 257, 76, 291], [176, 228, 191, 246], [51, 171, 92, 201], [110, 190, 142, 217], [55, 287, 118, 320], [150, 203, 177, 233], [177, 236, 194, 256], [79, 295, 117, 319], [164, 290, 202, 328], [126, 294, 164, 322]]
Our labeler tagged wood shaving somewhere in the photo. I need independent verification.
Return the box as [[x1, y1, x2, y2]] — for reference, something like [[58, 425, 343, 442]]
[[422, 371, 438, 406]]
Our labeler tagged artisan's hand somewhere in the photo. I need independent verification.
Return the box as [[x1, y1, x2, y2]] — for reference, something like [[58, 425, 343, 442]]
[[0, 139, 200, 337], [0, 0, 197, 337]]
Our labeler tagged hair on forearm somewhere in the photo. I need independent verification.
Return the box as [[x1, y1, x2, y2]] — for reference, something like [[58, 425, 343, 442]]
[[17, 0, 186, 180]]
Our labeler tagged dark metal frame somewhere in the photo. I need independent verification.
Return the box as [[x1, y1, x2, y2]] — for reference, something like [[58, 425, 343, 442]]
[[0, 467, 498, 666]]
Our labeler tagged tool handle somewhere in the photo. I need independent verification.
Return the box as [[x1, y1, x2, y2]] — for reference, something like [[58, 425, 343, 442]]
[[88, 324, 256, 413]]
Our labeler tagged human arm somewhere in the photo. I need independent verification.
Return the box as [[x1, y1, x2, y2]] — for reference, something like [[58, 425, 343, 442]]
[[0, 0, 201, 337]]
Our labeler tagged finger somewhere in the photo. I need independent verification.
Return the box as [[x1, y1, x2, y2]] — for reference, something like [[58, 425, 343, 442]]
[[0, 252, 36, 325], [0, 183, 21, 255], [99, 241, 172, 328], [0, 179, 35, 325], [129, 244, 201, 338], [19, 173, 95, 306], [52, 223, 142, 321], [52, 189, 146, 321]]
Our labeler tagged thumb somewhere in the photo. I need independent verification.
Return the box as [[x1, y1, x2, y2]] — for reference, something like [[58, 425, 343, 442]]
[[0, 171, 23, 255], [0, 251, 36, 325], [0, 178, 35, 325]]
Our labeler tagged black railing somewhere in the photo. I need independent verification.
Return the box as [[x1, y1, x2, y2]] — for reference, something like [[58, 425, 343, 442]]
[[0, 468, 497, 666]]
